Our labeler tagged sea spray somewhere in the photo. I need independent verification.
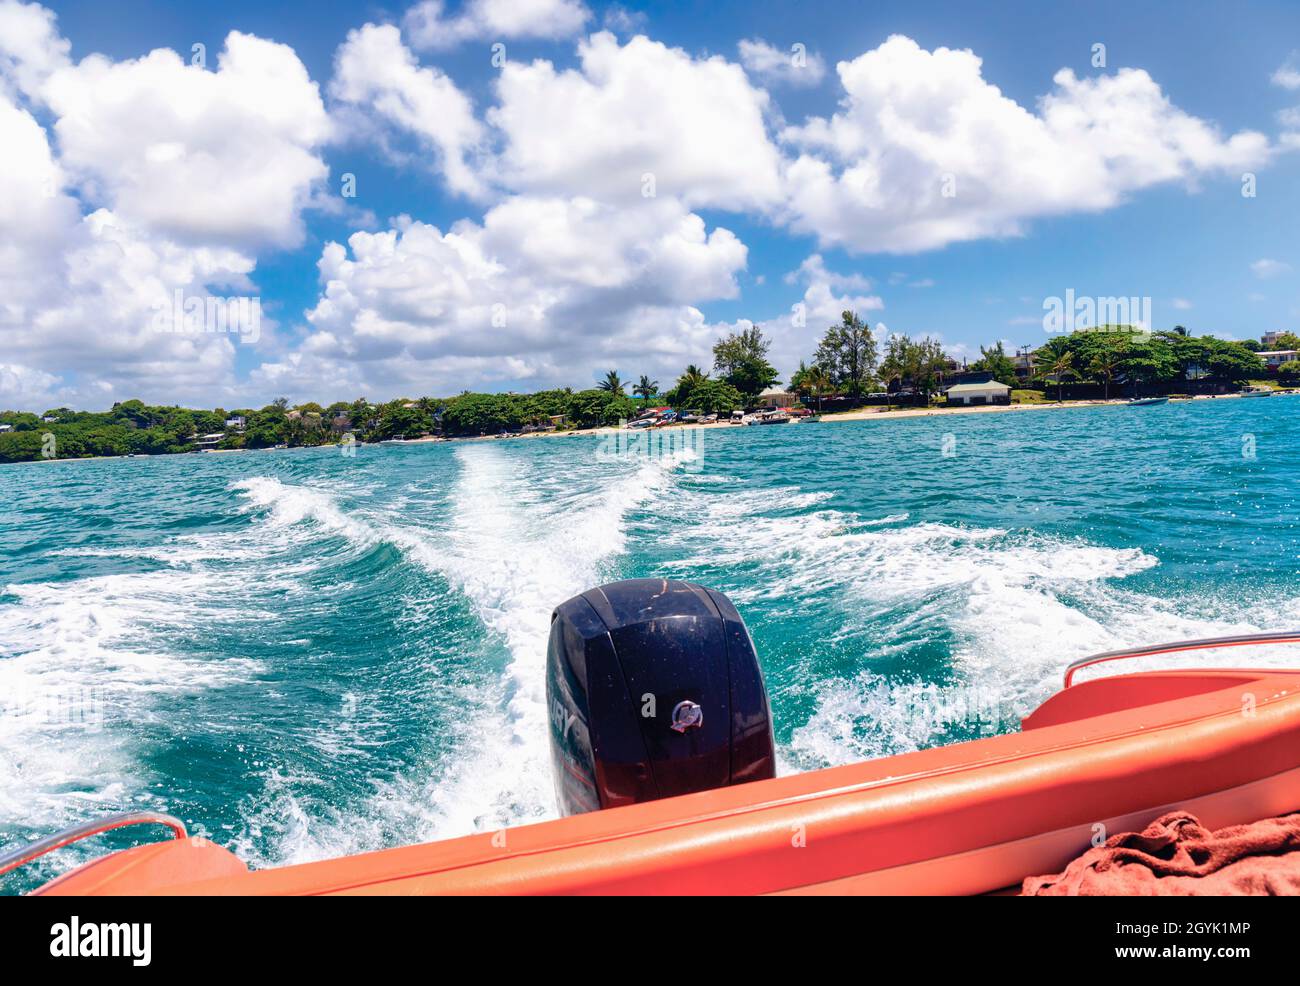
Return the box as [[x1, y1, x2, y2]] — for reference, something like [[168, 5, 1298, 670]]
[[405, 443, 686, 836]]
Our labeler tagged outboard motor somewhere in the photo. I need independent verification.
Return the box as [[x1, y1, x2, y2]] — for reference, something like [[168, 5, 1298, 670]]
[[546, 579, 776, 815]]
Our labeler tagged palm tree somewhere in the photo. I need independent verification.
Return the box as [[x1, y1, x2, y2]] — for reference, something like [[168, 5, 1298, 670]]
[[633, 375, 659, 405], [597, 370, 626, 394], [1047, 352, 1075, 402], [878, 343, 904, 410], [1088, 350, 1120, 400], [680, 364, 709, 388], [806, 365, 832, 413]]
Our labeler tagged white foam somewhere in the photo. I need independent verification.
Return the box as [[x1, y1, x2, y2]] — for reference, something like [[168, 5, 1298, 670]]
[[251, 442, 686, 863], [646, 481, 1300, 770], [0, 570, 264, 835], [396, 444, 682, 832], [0, 473, 370, 847], [233, 476, 375, 546]]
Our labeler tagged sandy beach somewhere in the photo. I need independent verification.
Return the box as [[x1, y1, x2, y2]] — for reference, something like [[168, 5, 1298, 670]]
[[472, 393, 1226, 443]]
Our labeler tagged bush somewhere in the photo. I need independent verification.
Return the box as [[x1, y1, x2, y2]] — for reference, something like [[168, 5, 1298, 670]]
[[566, 389, 637, 428], [1011, 389, 1049, 404], [441, 393, 525, 435], [679, 379, 744, 414], [1277, 361, 1300, 385]]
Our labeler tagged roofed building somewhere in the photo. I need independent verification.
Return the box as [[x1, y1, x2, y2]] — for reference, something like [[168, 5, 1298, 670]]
[[945, 380, 1012, 406]]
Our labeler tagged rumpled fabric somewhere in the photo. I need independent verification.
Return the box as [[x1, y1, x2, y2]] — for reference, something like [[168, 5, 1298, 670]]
[[1022, 811, 1300, 895]]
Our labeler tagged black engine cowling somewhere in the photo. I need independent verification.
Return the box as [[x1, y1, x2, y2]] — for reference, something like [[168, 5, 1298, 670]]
[[546, 579, 776, 815]]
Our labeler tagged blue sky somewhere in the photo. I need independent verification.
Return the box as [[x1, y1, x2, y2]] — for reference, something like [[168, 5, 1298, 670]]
[[2, 0, 1299, 409]]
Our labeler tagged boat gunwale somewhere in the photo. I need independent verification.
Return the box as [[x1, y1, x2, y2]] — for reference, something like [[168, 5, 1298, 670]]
[[123, 668, 1300, 896]]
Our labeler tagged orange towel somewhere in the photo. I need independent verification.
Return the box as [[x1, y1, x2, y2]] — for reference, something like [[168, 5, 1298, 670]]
[[1022, 811, 1300, 895]]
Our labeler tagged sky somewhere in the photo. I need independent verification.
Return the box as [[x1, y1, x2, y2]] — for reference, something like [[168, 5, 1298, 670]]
[[1, 0, 1298, 412]]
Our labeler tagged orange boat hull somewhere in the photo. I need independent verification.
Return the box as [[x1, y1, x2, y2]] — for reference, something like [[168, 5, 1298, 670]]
[[37, 668, 1300, 895]]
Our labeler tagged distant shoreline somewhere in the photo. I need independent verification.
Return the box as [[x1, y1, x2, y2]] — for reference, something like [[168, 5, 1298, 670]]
[[9, 391, 1282, 464], [484, 391, 1262, 441]]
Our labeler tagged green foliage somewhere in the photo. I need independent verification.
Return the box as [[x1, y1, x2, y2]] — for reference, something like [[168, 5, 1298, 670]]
[[1278, 361, 1300, 384], [679, 379, 743, 414], [970, 341, 1018, 387], [664, 364, 709, 406], [243, 405, 288, 448], [0, 410, 41, 431], [370, 400, 433, 441], [597, 370, 626, 394], [441, 393, 526, 435], [713, 325, 779, 399], [4, 323, 1269, 466], [814, 311, 877, 398], [438, 388, 633, 435], [878, 334, 947, 401], [1031, 329, 1263, 396], [0, 430, 46, 462], [633, 375, 659, 403], [0, 417, 194, 463], [1161, 332, 1262, 385], [520, 389, 571, 423], [567, 389, 637, 427], [1011, 389, 1049, 404]]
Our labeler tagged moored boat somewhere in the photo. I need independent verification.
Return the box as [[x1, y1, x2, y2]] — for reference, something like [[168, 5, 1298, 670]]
[[1126, 396, 1169, 406], [1239, 386, 1274, 398]]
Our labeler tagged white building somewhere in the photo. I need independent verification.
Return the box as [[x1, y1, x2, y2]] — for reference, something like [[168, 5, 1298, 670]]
[[758, 387, 799, 408], [945, 380, 1012, 406], [1258, 350, 1299, 370]]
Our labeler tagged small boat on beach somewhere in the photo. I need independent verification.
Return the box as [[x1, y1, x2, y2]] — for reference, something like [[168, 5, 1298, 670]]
[[11, 578, 1300, 897], [1239, 386, 1274, 398], [1126, 397, 1169, 407]]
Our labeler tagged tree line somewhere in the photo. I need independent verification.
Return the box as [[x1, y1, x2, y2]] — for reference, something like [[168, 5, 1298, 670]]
[[785, 316, 1274, 405], [789, 311, 950, 409], [0, 320, 1283, 464]]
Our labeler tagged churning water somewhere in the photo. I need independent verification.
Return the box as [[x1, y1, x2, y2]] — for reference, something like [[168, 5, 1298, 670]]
[[4, 397, 1300, 892]]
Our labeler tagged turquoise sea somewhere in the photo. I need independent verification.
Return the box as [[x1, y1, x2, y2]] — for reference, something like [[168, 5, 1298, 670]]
[[4, 397, 1300, 893]]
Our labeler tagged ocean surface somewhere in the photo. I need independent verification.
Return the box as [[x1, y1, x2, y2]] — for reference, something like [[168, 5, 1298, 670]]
[[4, 397, 1300, 892]]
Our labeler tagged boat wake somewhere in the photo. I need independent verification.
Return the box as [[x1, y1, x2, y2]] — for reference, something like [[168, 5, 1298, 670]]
[[651, 483, 1300, 771], [0, 566, 265, 848], [232, 442, 688, 865]]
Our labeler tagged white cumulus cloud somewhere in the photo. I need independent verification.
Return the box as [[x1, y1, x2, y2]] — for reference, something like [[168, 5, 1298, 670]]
[[38, 31, 332, 250], [274, 195, 747, 396], [1273, 53, 1300, 91], [331, 23, 487, 199], [738, 38, 826, 87], [488, 31, 784, 211], [404, 0, 590, 50], [780, 35, 1273, 253], [0, 7, 307, 409]]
